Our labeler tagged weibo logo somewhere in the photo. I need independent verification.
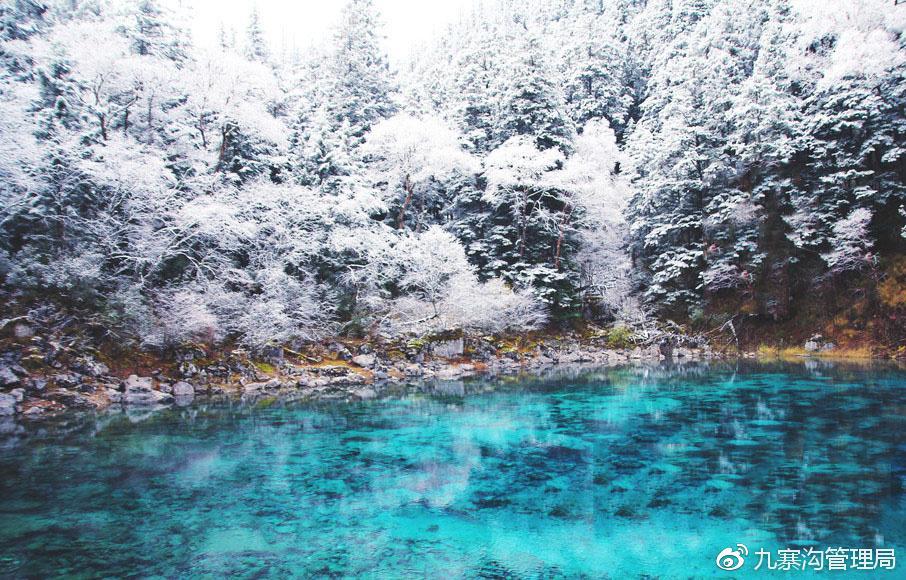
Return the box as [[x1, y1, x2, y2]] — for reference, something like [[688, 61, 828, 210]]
[[716, 544, 749, 571]]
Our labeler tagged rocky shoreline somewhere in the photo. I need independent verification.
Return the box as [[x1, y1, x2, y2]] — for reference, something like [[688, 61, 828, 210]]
[[0, 329, 717, 419]]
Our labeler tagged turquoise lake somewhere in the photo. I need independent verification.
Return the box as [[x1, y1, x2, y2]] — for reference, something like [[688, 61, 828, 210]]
[[0, 362, 904, 578]]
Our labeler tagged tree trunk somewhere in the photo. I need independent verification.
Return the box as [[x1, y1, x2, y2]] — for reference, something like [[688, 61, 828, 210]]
[[554, 203, 572, 270], [397, 174, 414, 229], [146, 95, 154, 143], [519, 189, 528, 258], [216, 126, 229, 169]]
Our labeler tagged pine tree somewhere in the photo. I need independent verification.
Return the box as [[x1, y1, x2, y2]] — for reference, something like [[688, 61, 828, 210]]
[[450, 26, 501, 153], [559, 10, 633, 137], [625, 0, 766, 315], [492, 35, 576, 154], [245, 5, 270, 63], [125, 0, 187, 61], [326, 0, 396, 140]]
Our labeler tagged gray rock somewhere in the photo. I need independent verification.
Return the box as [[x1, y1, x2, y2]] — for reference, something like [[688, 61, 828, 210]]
[[73, 357, 109, 378], [328, 342, 352, 361], [179, 362, 198, 377], [260, 345, 284, 364], [158, 382, 172, 394], [53, 373, 82, 389], [123, 375, 171, 405], [13, 323, 34, 338], [432, 338, 464, 358], [804, 334, 824, 352], [9, 388, 25, 402], [171, 381, 194, 396], [0, 393, 16, 415], [106, 388, 124, 404], [26, 378, 47, 393], [243, 378, 281, 393], [124, 375, 153, 392], [23, 406, 43, 417], [0, 366, 19, 387], [404, 364, 423, 376], [49, 389, 95, 409], [351, 354, 376, 368], [149, 390, 173, 405]]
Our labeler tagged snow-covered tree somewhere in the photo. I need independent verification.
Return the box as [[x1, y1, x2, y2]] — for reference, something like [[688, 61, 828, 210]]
[[362, 114, 477, 229], [244, 5, 269, 63]]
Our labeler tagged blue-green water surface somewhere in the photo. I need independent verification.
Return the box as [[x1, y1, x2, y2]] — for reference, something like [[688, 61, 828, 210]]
[[1, 362, 905, 578]]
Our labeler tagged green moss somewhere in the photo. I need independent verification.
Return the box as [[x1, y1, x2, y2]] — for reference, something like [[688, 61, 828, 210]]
[[406, 338, 426, 350], [605, 326, 634, 349], [254, 361, 277, 374]]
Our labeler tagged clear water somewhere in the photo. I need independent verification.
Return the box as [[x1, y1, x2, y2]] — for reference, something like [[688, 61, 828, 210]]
[[0, 362, 904, 578]]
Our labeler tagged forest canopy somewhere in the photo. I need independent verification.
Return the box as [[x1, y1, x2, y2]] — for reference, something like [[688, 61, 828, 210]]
[[0, 0, 903, 349]]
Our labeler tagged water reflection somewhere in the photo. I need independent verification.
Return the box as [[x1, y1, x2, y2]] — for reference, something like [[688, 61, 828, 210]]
[[0, 361, 904, 577]]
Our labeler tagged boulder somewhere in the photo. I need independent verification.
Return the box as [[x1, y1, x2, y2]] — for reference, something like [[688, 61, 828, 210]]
[[123, 375, 172, 405], [150, 390, 174, 405], [9, 388, 25, 402], [432, 338, 464, 358], [13, 323, 34, 338], [243, 378, 281, 393], [351, 354, 376, 368], [0, 393, 16, 415], [124, 374, 153, 392], [72, 356, 109, 378], [171, 381, 194, 396], [260, 344, 284, 364], [804, 334, 823, 353], [26, 378, 47, 393], [0, 366, 19, 387], [49, 389, 95, 409], [53, 373, 82, 389]]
